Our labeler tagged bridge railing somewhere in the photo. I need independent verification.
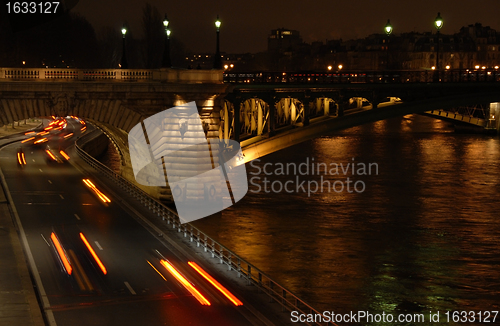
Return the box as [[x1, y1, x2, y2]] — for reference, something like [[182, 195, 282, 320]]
[[0, 68, 223, 83], [223, 69, 500, 84], [75, 128, 336, 326]]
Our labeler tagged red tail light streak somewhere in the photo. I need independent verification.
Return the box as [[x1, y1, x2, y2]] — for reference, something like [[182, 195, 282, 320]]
[[188, 261, 243, 306], [17, 152, 26, 165], [50, 232, 72, 275], [80, 233, 107, 275], [60, 150, 70, 160], [24, 131, 35, 135], [21, 137, 35, 143], [81, 126, 87, 133], [46, 150, 57, 161], [34, 138, 48, 144], [64, 133, 74, 139], [82, 179, 111, 203], [160, 260, 211, 306]]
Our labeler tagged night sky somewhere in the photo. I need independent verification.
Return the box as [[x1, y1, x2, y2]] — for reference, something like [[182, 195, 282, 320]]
[[74, 0, 500, 53]]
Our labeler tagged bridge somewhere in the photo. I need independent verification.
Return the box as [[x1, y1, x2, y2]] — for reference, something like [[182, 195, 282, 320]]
[[1, 67, 500, 326], [2, 67, 500, 171]]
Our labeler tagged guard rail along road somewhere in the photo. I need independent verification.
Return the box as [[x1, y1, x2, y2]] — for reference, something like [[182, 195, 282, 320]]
[[75, 127, 336, 326]]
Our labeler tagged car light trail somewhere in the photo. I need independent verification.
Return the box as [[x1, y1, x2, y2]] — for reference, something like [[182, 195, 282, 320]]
[[60, 150, 70, 160], [160, 260, 211, 306], [44, 126, 53, 131], [50, 232, 72, 275], [37, 131, 49, 136], [17, 152, 26, 165], [21, 137, 35, 143], [34, 138, 48, 144], [188, 261, 243, 306], [147, 260, 167, 281], [80, 233, 107, 275], [46, 150, 57, 161], [64, 133, 74, 139], [81, 126, 86, 132], [24, 131, 35, 135], [82, 179, 111, 203]]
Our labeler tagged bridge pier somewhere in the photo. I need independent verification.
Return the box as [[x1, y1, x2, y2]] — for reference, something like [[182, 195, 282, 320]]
[[234, 99, 241, 142], [300, 91, 310, 126]]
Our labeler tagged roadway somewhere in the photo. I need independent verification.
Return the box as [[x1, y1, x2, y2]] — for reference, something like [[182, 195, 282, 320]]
[[0, 118, 264, 326]]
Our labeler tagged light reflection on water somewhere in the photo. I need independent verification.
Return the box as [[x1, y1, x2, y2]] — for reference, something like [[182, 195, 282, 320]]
[[193, 114, 500, 324]]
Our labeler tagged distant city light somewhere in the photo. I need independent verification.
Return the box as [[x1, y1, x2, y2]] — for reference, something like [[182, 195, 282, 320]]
[[327, 65, 332, 71], [475, 65, 480, 69], [445, 65, 450, 69], [431, 66, 436, 70], [338, 64, 343, 70]]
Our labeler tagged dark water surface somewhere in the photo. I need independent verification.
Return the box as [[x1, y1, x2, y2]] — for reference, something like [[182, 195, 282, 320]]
[[193, 115, 500, 325]]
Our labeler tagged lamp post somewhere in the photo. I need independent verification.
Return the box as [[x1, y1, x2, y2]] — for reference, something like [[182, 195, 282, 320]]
[[434, 12, 443, 80], [120, 24, 128, 69], [384, 19, 392, 70], [213, 15, 222, 69], [162, 14, 172, 68]]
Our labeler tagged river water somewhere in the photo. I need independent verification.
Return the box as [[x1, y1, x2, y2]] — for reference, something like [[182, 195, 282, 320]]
[[193, 114, 500, 325]]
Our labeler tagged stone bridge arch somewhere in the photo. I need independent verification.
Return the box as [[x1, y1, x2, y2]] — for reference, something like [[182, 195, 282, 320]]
[[0, 81, 229, 134], [0, 97, 145, 133]]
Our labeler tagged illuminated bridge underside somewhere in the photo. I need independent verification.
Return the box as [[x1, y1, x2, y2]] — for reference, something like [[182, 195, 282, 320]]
[[424, 108, 487, 127], [0, 82, 229, 136], [239, 91, 500, 163]]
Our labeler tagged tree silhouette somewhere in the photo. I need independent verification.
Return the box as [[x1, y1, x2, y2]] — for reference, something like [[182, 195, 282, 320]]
[[142, 3, 163, 69]]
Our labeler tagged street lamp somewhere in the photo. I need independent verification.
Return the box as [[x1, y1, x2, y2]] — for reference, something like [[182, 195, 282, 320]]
[[434, 12, 443, 72], [162, 14, 172, 68], [120, 24, 128, 69], [384, 19, 392, 70], [213, 15, 222, 69], [385, 19, 393, 36]]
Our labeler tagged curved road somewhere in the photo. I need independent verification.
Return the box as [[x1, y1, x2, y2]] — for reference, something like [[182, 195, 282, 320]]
[[0, 119, 268, 326]]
